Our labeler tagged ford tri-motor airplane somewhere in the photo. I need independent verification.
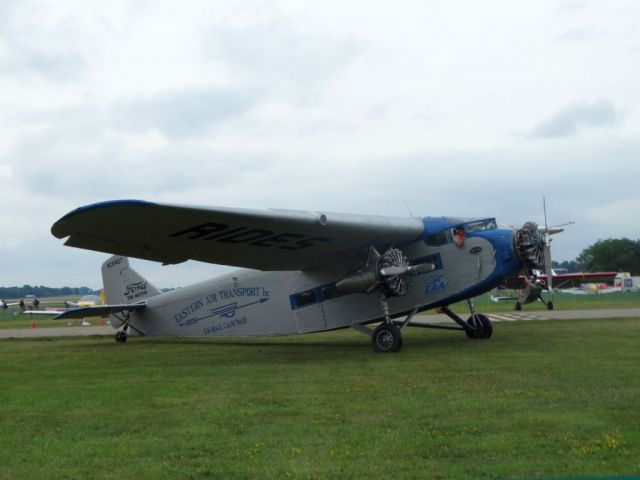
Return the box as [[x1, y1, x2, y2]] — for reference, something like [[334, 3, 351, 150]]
[[51, 200, 548, 352]]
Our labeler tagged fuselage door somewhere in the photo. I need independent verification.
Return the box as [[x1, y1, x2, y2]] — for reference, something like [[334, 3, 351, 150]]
[[291, 284, 327, 333]]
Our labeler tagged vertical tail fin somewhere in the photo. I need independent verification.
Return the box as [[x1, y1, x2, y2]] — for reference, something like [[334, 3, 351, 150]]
[[101, 256, 160, 304]]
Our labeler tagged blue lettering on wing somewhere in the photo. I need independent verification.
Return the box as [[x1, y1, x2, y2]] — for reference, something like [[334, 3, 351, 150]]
[[425, 275, 449, 294]]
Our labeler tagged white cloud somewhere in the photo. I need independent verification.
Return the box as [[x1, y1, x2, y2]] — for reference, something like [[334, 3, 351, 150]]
[[0, 0, 639, 287], [0, 164, 12, 179], [524, 98, 623, 139]]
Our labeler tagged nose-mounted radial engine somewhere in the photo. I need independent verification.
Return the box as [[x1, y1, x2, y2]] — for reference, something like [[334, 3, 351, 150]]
[[512, 221, 555, 311], [513, 221, 547, 273]]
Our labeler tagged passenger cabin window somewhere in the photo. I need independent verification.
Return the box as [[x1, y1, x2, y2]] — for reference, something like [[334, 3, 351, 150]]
[[320, 284, 341, 301], [294, 290, 317, 308], [464, 219, 497, 233], [425, 229, 453, 246]]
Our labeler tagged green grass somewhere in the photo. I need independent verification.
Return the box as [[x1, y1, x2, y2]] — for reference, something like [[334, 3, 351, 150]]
[[1, 319, 639, 479]]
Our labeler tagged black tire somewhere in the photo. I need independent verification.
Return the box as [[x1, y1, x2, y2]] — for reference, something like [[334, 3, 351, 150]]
[[115, 331, 127, 343], [547, 301, 554, 310], [514, 302, 522, 311], [466, 313, 493, 339], [372, 324, 403, 353]]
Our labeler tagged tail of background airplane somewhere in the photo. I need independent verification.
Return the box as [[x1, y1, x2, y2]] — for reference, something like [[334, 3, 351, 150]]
[[101, 255, 160, 305]]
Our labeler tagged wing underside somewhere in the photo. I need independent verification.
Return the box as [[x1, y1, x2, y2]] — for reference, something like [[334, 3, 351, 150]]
[[51, 200, 425, 270]]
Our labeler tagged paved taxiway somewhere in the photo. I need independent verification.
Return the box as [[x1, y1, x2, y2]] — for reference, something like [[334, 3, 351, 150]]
[[1, 308, 639, 339]]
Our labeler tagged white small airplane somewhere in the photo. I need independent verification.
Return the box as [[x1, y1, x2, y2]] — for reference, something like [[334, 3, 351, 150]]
[[51, 200, 550, 352]]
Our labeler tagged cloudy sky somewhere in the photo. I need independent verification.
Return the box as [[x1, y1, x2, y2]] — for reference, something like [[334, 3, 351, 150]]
[[1, 0, 639, 289]]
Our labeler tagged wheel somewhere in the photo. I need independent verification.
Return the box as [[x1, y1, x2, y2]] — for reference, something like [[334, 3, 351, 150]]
[[115, 331, 128, 343], [372, 324, 403, 353], [466, 314, 493, 339], [547, 301, 554, 310], [514, 302, 522, 311]]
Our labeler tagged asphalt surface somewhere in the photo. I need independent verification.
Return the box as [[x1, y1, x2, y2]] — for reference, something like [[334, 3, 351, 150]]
[[1, 308, 639, 339]]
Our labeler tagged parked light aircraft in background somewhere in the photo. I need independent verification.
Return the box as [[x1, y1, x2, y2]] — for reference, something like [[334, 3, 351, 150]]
[[23, 293, 104, 320], [492, 270, 618, 310], [51, 200, 550, 352], [2, 295, 56, 311]]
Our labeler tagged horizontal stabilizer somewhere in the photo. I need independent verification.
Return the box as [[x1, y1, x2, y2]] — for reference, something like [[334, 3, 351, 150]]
[[22, 309, 66, 316], [53, 303, 147, 320]]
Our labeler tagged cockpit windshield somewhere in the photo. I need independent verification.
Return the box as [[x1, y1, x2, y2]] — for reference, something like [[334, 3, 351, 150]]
[[464, 219, 497, 233], [424, 218, 497, 247]]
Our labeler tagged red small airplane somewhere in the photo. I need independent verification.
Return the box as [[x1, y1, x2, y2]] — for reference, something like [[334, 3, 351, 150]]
[[493, 270, 618, 310]]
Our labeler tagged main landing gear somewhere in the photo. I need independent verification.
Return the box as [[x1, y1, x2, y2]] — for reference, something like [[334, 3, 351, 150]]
[[372, 323, 403, 353], [354, 298, 493, 353]]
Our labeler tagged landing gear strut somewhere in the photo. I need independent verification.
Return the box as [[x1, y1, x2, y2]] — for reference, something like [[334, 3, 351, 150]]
[[439, 299, 493, 339], [371, 294, 405, 353]]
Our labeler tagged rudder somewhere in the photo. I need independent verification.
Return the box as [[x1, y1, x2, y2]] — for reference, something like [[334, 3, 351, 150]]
[[101, 256, 160, 305]]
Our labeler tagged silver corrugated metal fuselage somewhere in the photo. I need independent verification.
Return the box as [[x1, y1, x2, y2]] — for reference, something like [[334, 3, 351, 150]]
[[119, 234, 505, 338]]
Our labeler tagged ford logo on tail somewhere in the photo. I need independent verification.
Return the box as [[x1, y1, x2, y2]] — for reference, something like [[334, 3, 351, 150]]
[[124, 281, 148, 296]]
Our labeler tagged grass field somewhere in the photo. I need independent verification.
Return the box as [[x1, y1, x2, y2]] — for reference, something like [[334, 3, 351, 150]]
[[1, 318, 639, 479]]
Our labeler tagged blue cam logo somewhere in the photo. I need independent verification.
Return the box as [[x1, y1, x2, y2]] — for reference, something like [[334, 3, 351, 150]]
[[425, 275, 449, 294]]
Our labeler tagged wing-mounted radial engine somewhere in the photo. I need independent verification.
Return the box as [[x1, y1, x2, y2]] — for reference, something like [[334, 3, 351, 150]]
[[336, 246, 435, 353], [336, 246, 434, 296]]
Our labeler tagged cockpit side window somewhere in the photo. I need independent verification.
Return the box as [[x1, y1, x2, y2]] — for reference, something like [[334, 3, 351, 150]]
[[425, 229, 453, 246]]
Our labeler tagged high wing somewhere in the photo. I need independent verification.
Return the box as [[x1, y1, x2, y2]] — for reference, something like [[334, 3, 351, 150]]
[[52, 303, 147, 320], [51, 200, 425, 270], [503, 272, 617, 290]]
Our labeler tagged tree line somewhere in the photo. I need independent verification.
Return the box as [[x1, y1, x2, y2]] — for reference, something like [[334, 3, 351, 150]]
[[0, 285, 97, 300], [555, 238, 640, 275]]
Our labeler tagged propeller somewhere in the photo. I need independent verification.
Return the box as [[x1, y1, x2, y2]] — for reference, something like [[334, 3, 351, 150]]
[[540, 197, 576, 292], [377, 248, 410, 296], [337, 246, 435, 296], [543, 197, 553, 292]]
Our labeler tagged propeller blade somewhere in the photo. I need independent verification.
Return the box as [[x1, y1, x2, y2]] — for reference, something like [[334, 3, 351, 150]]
[[543, 197, 553, 291], [544, 243, 553, 292], [410, 263, 436, 273], [380, 265, 408, 277]]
